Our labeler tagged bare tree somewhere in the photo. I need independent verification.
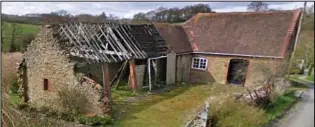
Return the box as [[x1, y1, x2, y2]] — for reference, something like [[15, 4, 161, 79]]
[[54, 10, 70, 17], [247, 2, 269, 12], [254, 60, 290, 91], [107, 14, 119, 21]]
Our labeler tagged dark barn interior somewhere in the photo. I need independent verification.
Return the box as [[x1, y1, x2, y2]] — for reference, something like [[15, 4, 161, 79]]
[[227, 59, 249, 85]]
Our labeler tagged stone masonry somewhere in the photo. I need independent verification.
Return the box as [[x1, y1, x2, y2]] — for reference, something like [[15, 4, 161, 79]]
[[22, 26, 107, 116], [189, 54, 287, 87]]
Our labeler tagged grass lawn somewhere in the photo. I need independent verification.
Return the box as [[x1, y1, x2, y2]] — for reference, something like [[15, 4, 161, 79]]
[[307, 69, 314, 81], [289, 75, 313, 85], [9, 93, 20, 106], [264, 90, 298, 122], [264, 82, 308, 123], [110, 84, 245, 127], [1, 22, 40, 52]]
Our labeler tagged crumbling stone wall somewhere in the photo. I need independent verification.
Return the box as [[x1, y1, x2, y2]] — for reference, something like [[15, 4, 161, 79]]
[[22, 26, 106, 115], [189, 54, 287, 87]]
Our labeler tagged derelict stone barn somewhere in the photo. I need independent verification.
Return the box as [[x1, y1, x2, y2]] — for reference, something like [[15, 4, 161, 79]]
[[18, 9, 303, 115], [18, 22, 171, 115]]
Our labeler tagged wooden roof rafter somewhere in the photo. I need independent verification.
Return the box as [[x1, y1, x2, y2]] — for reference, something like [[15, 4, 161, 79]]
[[55, 22, 149, 63]]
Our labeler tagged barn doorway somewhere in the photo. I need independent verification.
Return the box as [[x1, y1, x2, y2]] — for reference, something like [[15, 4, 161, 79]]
[[227, 59, 249, 85]]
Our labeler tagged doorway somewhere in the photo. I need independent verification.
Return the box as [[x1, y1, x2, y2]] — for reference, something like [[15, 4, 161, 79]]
[[227, 59, 249, 85]]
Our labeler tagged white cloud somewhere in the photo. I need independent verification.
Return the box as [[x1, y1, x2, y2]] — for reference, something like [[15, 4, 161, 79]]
[[1, 2, 313, 18]]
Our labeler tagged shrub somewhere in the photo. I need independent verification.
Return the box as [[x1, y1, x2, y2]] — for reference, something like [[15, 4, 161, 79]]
[[39, 106, 50, 113], [57, 87, 90, 114], [77, 115, 112, 126], [209, 98, 267, 127], [9, 77, 19, 94], [58, 111, 76, 122]]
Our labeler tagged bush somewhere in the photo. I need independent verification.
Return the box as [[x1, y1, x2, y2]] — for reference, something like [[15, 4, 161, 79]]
[[209, 98, 267, 127], [9, 77, 19, 94], [77, 115, 112, 126], [58, 111, 76, 122], [57, 87, 90, 114]]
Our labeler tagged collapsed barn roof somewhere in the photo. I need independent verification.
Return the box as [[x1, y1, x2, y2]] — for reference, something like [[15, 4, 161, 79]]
[[50, 22, 169, 63]]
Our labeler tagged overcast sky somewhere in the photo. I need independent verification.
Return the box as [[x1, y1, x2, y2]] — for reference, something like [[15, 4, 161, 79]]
[[2, 2, 313, 18]]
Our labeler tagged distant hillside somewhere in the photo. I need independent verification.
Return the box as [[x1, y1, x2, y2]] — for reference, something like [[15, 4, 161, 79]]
[[1, 22, 40, 52], [291, 14, 314, 71]]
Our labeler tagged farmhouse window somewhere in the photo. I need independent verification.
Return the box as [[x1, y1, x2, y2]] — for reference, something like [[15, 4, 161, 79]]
[[192, 57, 207, 70], [43, 78, 49, 91]]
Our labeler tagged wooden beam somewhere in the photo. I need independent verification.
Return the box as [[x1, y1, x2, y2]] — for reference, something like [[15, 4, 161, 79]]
[[110, 61, 128, 87], [119, 25, 147, 58], [102, 63, 111, 100], [114, 25, 143, 59], [97, 24, 126, 61], [129, 59, 137, 93], [78, 23, 115, 62], [76, 23, 111, 62], [64, 24, 100, 62], [72, 22, 107, 63], [60, 25, 94, 63], [148, 59, 152, 91]]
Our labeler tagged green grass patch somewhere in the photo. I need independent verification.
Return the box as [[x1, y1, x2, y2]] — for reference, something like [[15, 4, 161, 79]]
[[264, 90, 298, 122], [9, 93, 20, 106], [307, 70, 314, 81], [2, 22, 40, 52], [111, 84, 245, 127], [307, 75, 314, 81], [289, 75, 313, 87]]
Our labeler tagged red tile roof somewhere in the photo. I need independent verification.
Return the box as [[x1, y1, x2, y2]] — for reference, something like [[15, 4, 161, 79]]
[[156, 9, 302, 57], [153, 23, 192, 53], [182, 9, 302, 57]]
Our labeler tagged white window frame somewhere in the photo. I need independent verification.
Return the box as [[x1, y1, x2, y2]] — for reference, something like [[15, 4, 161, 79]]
[[191, 57, 208, 70]]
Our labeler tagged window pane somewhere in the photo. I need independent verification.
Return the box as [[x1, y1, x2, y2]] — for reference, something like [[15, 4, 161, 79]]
[[192, 58, 207, 69], [193, 63, 198, 68]]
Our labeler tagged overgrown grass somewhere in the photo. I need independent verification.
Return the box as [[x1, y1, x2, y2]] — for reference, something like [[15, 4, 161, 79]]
[[111, 84, 245, 127], [264, 90, 298, 122], [208, 82, 307, 127], [209, 98, 268, 127]]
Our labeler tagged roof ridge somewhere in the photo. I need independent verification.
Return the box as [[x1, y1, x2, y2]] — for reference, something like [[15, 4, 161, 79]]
[[196, 8, 301, 16]]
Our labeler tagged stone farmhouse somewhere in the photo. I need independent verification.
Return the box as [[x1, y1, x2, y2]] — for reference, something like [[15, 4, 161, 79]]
[[18, 9, 303, 115]]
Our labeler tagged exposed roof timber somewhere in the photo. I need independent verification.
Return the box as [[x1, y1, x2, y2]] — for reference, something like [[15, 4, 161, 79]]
[[97, 24, 125, 61], [118, 25, 147, 58], [60, 25, 96, 63], [55, 22, 151, 63]]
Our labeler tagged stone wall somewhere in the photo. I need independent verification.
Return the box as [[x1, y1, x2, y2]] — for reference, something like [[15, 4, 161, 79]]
[[189, 54, 287, 87], [23, 26, 105, 115]]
